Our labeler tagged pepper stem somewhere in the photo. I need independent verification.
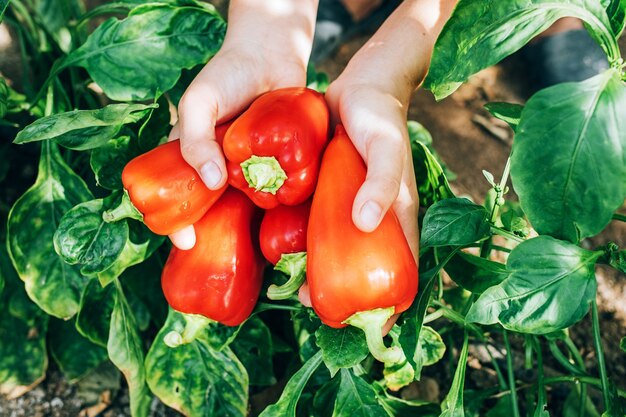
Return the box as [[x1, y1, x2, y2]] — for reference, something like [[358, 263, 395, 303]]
[[241, 156, 287, 194], [164, 314, 213, 348], [344, 307, 406, 365], [102, 190, 143, 223], [267, 252, 307, 300]]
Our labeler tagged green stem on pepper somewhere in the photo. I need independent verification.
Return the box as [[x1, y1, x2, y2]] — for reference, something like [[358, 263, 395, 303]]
[[267, 252, 307, 300], [241, 155, 287, 194], [344, 307, 405, 365], [102, 189, 144, 223]]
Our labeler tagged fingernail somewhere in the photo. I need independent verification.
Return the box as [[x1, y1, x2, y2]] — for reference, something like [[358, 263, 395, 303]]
[[200, 161, 222, 189], [359, 200, 382, 231]]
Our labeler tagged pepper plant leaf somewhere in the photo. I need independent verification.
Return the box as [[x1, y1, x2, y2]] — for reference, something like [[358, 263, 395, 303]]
[[54, 196, 129, 275], [439, 332, 469, 417], [231, 317, 276, 386], [90, 135, 134, 190], [606, 0, 626, 36], [425, 0, 617, 99], [108, 280, 152, 417], [0, 0, 8, 23], [332, 369, 389, 417], [13, 103, 156, 150], [76, 278, 116, 347], [315, 325, 368, 377], [511, 69, 626, 243], [61, 3, 226, 101], [484, 102, 523, 131], [7, 142, 92, 318], [466, 236, 602, 334], [444, 251, 509, 294], [420, 198, 490, 248], [145, 309, 249, 417]]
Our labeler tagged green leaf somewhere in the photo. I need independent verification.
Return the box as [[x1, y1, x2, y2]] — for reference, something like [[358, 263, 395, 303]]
[[420, 198, 490, 248], [108, 280, 151, 417], [63, 3, 226, 101], [90, 135, 133, 190], [54, 197, 128, 275], [7, 142, 92, 318], [511, 69, 626, 243], [315, 325, 369, 377], [377, 389, 439, 417], [76, 279, 115, 347], [621, 336, 625, 352], [313, 378, 340, 417], [332, 369, 388, 417], [444, 251, 509, 294], [231, 317, 276, 386], [425, 0, 618, 99], [415, 326, 446, 369], [121, 252, 168, 327], [14, 103, 155, 150], [306, 63, 330, 93], [563, 385, 600, 417], [0, 78, 8, 118], [259, 350, 323, 417], [439, 332, 469, 417], [48, 319, 108, 383], [0, 1, 8, 23], [484, 102, 523, 131], [145, 309, 248, 417], [466, 236, 601, 334], [606, 0, 626, 37], [410, 121, 455, 207], [97, 221, 165, 286]]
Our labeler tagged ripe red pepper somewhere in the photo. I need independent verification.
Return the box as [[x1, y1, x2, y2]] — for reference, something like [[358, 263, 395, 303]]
[[222, 87, 329, 209], [161, 187, 265, 326], [259, 200, 311, 299], [307, 126, 418, 363], [106, 124, 231, 235]]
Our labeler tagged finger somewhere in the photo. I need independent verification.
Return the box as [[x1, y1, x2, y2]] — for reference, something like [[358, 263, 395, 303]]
[[392, 150, 420, 262], [351, 132, 405, 232], [382, 314, 400, 337], [298, 282, 312, 307], [168, 122, 180, 142], [169, 225, 196, 250]]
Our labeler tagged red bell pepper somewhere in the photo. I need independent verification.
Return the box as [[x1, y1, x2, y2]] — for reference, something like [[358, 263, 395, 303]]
[[259, 199, 311, 300], [222, 87, 329, 209], [105, 124, 231, 235], [161, 187, 265, 326], [307, 126, 418, 363]]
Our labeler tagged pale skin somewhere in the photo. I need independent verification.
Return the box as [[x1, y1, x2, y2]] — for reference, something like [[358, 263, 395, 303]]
[[169, 0, 457, 326]]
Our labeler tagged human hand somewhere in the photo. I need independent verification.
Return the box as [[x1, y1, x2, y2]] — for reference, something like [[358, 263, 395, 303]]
[[166, 0, 317, 249]]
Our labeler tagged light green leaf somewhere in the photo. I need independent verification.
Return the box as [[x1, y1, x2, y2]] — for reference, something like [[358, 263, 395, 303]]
[[259, 350, 323, 417], [54, 197, 128, 275], [466, 236, 602, 334], [415, 326, 446, 369], [425, 0, 617, 99], [7, 142, 92, 318], [484, 102, 523, 131], [145, 309, 248, 417], [315, 325, 368, 377], [511, 69, 626, 242], [108, 280, 151, 417], [63, 3, 225, 101], [420, 198, 490, 248], [14, 103, 155, 150], [333, 369, 388, 417]]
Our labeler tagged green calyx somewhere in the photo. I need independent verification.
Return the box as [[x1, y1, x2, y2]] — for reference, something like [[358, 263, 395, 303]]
[[344, 307, 406, 365], [102, 189, 143, 223], [267, 252, 307, 300], [163, 313, 213, 348], [241, 155, 287, 194]]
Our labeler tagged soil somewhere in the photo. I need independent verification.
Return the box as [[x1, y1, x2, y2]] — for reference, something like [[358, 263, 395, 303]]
[[0, 2, 625, 416]]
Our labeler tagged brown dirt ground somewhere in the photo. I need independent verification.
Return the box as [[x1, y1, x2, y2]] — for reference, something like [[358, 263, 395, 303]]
[[1, 2, 625, 416]]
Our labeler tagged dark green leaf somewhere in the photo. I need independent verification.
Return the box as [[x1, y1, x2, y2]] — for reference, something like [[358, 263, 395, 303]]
[[121, 252, 168, 327], [54, 197, 128, 275], [563, 385, 600, 417], [410, 122, 455, 207], [313, 378, 340, 417], [306, 64, 330, 93], [48, 319, 107, 383], [484, 102, 523, 130], [485, 395, 514, 417], [63, 3, 225, 101], [7, 143, 92, 318], [0, 0, 8, 23], [0, 77, 8, 118], [125, 286, 151, 332], [376, 385, 439, 417], [420, 198, 490, 248], [259, 351, 323, 417], [14, 103, 155, 150], [74, 361, 121, 405], [439, 332, 469, 417], [145, 309, 248, 417], [425, 0, 616, 99], [33, 0, 78, 51], [333, 369, 388, 417], [315, 325, 368, 377], [621, 336, 625, 353], [137, 95, 171, 151], [108, 280, 151, 417], [231, 317, 276, 386], [76, 279, 115, 347], [608, 248, 626, 274], [90, 135, 133, 190], [511, 69, 626, 242], [606, 0, 626, 36], [444, 251, 509, 294], [466, 236, 602, 334]]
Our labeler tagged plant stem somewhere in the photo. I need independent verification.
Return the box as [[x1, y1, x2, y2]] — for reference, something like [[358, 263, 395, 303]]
[[491, 226, 524, 243], [434, 247, 443, 300], [503, 331, 521, 417], [591, 299, 611, 411], [612, 213, 626, 222], [547, 340, 586, 376], [533, 337, 548, 415]]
